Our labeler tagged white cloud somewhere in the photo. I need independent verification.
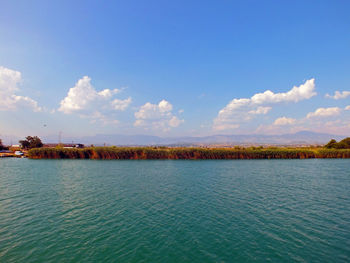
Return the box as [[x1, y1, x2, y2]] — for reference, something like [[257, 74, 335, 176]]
[[134, 100, 172, 120], [159, 99, 173, 112], [306, 107, 341, 119], [58, 76, 121, 114], [58, 76, 131, 124], [248, 106, 272, 115], [0, 66, 42, 112], [134, 100, 184, 131], [273, 117, 296, 126], [257, 104, 350, 135], [169, 116, 184, 127], [250, 78, 316, 104], [111, 97, 132, 111], [325, 91, 350, 100], [213, 79, 316, 131]]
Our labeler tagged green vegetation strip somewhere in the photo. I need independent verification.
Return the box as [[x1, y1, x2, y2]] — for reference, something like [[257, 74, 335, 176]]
[[28, 147, 350, 159]]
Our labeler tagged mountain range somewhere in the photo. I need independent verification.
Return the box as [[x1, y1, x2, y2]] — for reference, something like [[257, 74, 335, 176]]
[[3, 131, 344, 146], [49, 131, 344, 146]]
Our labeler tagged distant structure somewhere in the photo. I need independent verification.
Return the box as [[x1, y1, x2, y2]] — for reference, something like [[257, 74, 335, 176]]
[[10, 145, 21, 151], [44, 143, 85, 148]]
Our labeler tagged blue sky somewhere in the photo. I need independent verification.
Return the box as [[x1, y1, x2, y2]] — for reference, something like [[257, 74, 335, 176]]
[[1, 0, 350, 141]]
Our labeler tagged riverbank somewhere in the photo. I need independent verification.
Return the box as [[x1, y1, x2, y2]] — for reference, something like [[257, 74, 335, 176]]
[[0, 153, 25, 158], [27, 146, 350, 159]]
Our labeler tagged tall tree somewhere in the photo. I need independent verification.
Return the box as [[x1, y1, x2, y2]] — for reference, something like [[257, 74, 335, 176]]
[[19, 136, 43, 149]]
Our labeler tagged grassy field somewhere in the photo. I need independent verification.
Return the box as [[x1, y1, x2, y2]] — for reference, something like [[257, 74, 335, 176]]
[[27, 146, 350, 159]]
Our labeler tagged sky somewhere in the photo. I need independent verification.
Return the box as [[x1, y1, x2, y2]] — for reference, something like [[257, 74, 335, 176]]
[[1, 0, 350, 142]]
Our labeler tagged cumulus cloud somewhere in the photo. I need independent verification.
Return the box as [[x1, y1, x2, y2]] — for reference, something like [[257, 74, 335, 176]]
[[306, 107, 341, 119], [58, 76, 121, 114], [249, 79, 316, 104], [58, 76, 131, 124], [134, 100, 184, 131], [345, 105, 350, 111], [0, 66, 42, 112], [248, 106, 272, 115], [325, 91, 350, 100], [111, 97, 132, 111], [169, 116, 184, 127], [273, 117, 296, 126], [213, 79, 316, 130]]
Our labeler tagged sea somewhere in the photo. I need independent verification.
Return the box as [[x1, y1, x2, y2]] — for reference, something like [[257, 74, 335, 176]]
[[0, 158, 349, 262]]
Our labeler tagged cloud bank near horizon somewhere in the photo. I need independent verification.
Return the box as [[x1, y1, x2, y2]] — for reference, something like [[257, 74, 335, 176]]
[[213, 79, 317, 131], [257, 105, 350, 135]]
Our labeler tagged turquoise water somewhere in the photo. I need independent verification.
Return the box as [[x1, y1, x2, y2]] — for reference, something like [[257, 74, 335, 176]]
[[0, 159, 349, 262]]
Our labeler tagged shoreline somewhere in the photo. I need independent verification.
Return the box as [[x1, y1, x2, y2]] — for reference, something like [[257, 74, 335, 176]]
[[27, 147, 350, 159]]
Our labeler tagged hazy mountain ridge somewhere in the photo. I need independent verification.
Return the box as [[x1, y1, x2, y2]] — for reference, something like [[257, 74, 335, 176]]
[[58, 131, 344, 146], [3, 131, 344, 146]]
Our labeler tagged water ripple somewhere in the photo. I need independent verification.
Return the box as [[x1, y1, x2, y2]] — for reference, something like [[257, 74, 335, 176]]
[[0, 159, 349, 262]]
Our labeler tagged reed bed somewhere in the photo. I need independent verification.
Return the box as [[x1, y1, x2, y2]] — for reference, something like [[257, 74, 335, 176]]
[[27, 147, 350, 159]]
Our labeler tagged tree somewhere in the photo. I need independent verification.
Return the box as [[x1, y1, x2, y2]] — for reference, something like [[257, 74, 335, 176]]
[[336, 137, 350, 149], [325, 137, 350, 149], [0, 139, 4, 150], [19, 136, 43, 149], [325, 139, 337, 149]]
